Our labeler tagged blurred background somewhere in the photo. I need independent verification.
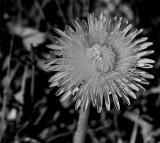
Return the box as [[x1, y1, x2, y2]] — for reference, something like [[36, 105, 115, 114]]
[[0, 0, 160, 143]]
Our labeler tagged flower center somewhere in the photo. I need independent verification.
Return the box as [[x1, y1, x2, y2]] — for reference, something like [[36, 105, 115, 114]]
[[86, 44, 116, 73]]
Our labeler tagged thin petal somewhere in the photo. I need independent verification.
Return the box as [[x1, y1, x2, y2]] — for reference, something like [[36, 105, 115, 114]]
[[137, 63, 153, 68], [46, 44, 65, 50], [136, 50, 154, 58], [96, 86, 103, 113], [127, 29, 143, 41], [60, 90, 72, 102], [110, 84, 120, 110], [103, 85, 111, 111], [137, 42, 153, 51], [138, 58, 155, 64], [54, 28, 73, 40], [122, 24, 132, 36], [117, 79, 137, 99], [134, 37, 148, 46], [114, 80, 131, 105], [119, 90, 131, 105], [75, 99, 82, 110]]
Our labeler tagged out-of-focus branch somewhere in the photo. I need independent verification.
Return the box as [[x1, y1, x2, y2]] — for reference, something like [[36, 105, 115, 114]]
[[55, 0, 67, 24], [0, 35, 15, 142], [30, 44, 36, 102]]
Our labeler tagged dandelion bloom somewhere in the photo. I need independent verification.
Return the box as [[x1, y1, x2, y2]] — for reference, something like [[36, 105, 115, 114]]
[[44, 12, 154, 112]]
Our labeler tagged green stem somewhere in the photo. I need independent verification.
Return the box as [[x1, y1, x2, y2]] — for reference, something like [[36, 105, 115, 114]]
[[73, 104, 90, 143], [31, 44, 35, 102]]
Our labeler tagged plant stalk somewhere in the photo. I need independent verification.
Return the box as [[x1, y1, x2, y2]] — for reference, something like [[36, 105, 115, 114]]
[[31, 44, 35, 102], [73, 104, 90, 143]]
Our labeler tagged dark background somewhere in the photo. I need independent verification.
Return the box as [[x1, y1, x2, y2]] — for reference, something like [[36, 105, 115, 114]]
[[0, 0, 160, 143]]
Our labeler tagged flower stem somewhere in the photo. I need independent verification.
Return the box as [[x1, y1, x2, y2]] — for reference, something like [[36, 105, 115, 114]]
[[73, 104, 90, 143]]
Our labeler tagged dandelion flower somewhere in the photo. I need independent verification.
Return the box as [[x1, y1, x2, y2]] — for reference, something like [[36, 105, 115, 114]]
[[44, 12, 154, 112]]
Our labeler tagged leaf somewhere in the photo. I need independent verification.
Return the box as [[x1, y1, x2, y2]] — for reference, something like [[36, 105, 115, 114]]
[[7, 23, 46, 51], [7, 108, 17, 121], [2, 63, 19, 88], [23, 29, 46, 51], [14, 66, 29, 104]]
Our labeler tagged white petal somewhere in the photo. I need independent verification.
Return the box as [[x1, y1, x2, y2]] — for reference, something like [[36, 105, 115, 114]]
[[134, 37, 148, 45], [56, 88, 65, 96], [128, 29, 143, 40], [75, 100, 81, 110], [133, 77, 149, 84], [49, 81, 58, 87], [137, 63, 153, 68], [114, 17, 122, 31], [99, 12, 104, 20], [47, 44, 65, 50], [122, 85, 137, 99], [119, 91, 130, 105], [138, 59, 155, 64], [72, 87, 79, 94], [139, 72, 154, 79], [122, 24, 132, 35], [136, 50, 154, 58], [102, 16, 106, 23], [75, 99, 82, 110], [104, 91, 110, 111], [135, 83, 146, 92], [128, 90, 137, 99], [112, 94, 120, 110], [54, 28, 72, 40], [60, 90, 72, 102], [49, 72, 67, 82], [139, 42, 153, 50], [105, 100, 110, 111], [128, 83, 139, 91], [85, 97, 89, 111]]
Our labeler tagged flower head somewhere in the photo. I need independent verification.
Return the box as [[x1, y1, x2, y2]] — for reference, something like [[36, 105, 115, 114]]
[[44, 12, 154, 112]]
